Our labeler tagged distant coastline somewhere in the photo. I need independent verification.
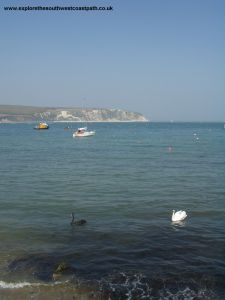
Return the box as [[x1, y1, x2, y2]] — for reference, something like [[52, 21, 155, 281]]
[[0, 105, 148, 123]]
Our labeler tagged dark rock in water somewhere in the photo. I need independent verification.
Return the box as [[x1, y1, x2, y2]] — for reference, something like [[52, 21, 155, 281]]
[[55, 262, 69, 273], [8, 254, 56, 281], [8, 254, 76, 282], [52, 261, 75, 281]]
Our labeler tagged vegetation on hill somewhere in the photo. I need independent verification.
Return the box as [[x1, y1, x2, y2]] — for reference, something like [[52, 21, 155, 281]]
[[0, 105, 148, 122]]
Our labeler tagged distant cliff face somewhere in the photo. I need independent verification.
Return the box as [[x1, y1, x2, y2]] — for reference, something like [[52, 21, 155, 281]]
[[0, 106, 148, 122]]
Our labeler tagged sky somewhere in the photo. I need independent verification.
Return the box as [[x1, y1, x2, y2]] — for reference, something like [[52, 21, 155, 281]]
[[0, 0, 225, 121]]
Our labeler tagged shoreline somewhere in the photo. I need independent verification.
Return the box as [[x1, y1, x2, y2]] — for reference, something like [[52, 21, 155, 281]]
[[0, 272, 220, 300]]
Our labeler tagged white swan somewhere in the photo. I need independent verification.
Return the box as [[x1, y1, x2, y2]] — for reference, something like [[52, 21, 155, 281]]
[[172, 210, 187, 222]]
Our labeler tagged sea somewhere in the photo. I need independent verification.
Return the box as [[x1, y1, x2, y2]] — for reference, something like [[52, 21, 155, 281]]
[[0, 122, 225, 300]]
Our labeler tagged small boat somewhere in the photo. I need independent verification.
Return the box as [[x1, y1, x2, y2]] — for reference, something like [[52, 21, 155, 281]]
[[73, 127, 95, 137], [34, 122, 49, 130]]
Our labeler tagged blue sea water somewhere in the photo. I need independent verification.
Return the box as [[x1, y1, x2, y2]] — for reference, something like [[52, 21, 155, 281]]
[[0, 122, 225, 299]]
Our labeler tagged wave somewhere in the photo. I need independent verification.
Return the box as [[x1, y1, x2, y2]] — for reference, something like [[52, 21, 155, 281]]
[[0, 272, 221, 300], [0, 280, 66, 289], [0, 281, 39, 289], [97, 272, 219, 300]]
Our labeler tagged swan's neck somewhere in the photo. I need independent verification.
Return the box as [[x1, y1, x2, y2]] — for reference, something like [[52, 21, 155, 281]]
[[71, 213, 75, 223]]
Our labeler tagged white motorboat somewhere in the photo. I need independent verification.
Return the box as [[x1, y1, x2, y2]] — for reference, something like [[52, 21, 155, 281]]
[[73, 127, 95, 137]]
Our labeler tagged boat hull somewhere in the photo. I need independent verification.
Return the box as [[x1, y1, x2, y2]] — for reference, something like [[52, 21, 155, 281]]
[[34, 122, 49, 130], [73, 131, 95, 137], [34, 126, 49, 130]]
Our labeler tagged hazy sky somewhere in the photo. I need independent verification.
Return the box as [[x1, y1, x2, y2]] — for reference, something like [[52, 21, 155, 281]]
[[1, 0, 225, 121]]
